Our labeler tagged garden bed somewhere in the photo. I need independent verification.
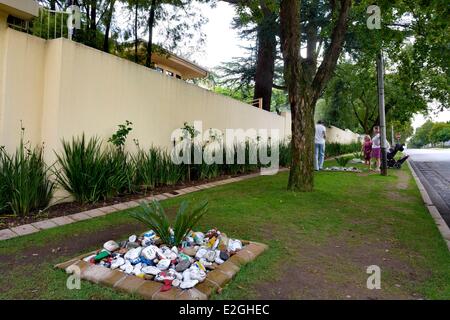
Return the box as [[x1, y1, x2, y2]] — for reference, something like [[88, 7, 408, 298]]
[[55, 229, 268, 300], [0, 171, 255, 230]]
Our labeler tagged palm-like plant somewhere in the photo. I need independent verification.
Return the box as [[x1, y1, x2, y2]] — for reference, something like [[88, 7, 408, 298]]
[[336, 156, 351, 167], [130, 199, 208, 246], [0, 135, 54, 215]]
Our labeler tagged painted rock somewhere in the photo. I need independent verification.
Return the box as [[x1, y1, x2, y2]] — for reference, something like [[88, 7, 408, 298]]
[[156, 259, 171, 270], [111, 257, 125, 269], [142, 266, 161, 276], [195, 248, 208, 260], [103, 240, 119, 252], [219, 250, 229, 261], [141, 246, 157, 260], [228, 239, 242, 252], [183, 247, 197, 257], [180, 280, 199, 289], [175, 259, 191, 272], [204, 250, 216, 262], [172, 279, 181, 287]]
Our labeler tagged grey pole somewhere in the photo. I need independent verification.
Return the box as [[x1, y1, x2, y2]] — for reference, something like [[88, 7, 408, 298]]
[[376, 50, 387, 176], [391, 124, 394, 146]]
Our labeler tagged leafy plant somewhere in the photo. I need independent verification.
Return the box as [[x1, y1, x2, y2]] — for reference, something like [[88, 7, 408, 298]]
[[108, 120, 133, 151], [133, 147, 163, 190], [130, 199, 208, 246], [278, 139, 291, 167], [0, 132, 54, 216], [335, 156, 351, 167], [325, 142, 361, 158], [55, 134, 132, 204], [353, 151, 363, 159]]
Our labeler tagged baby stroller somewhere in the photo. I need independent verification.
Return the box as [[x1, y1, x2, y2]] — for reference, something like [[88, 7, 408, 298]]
[[387, 143, 409, 169]]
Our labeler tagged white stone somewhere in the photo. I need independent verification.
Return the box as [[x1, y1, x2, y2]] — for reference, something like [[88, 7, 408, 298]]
[[180, 280, 199, 289], [111, 257, 125, 269], [141, 246, 157, 260], [142, 266, 161, 276], [156, 259, 171, 270], [103, 240, 119, 252]]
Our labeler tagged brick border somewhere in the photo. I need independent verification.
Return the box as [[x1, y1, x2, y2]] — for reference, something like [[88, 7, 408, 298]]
[[0, 169, 288, 241], [55, 241, 268, 300], [407, 160, 450, 251]]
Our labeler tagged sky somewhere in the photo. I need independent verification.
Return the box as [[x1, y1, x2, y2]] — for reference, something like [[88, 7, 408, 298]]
[[116, 2, 449, 130]]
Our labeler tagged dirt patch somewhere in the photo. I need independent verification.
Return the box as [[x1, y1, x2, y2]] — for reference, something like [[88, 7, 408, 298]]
[[255, 231, 426, 300], [0, 220, 144, 269]]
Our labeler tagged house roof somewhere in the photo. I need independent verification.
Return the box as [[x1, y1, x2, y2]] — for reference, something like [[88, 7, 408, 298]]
[[0, 0, 39, 20], [151, 51, 209, 79]]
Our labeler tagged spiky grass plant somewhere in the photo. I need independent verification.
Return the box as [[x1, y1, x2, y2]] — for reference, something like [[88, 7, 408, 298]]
[[133, 147, 163, 190], [160, 152, 184, 185], [55, 134, 133, 204], [0, 136, 54, 215], [335, 156, 352, 167], [130, 199, 208, 246], [279, 140, 291, 167]]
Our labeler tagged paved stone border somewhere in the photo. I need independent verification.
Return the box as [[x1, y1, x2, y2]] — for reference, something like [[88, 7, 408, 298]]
[[407, 160, 450, 251], [55, 241, 268, 300], [0, 169, 288, 241]]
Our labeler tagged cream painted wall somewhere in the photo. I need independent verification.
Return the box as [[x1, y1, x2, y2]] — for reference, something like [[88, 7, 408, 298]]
[[326, 125, 362, 144], [0, 29, 291, 166], [0, 28, 46, 152]]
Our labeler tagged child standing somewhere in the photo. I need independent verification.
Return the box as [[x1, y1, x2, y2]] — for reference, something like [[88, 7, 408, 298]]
[[362, 135, 372, 169], [371, 126, 384, 172]]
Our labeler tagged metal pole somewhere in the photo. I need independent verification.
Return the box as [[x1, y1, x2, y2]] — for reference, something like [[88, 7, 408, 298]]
[[376, 50, 387, 176], [391, 124, 394, 146]]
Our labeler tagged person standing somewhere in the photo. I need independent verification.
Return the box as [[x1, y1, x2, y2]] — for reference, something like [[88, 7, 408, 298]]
[[362, 135, 372, 170], [314, 120, 327, 171], [371, 125, 390, 172]]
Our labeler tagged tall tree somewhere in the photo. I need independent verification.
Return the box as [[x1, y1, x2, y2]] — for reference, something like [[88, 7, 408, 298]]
[[103, 0, 116, 52], [280, 0, 351, 191]]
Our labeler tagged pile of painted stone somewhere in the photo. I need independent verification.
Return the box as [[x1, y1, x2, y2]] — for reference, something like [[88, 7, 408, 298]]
[[82, 228, 242, 291], [323, 166, 362, 172]]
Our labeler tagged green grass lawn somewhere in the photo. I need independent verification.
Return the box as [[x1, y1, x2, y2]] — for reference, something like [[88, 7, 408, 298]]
[[1, 163, 449, 300]]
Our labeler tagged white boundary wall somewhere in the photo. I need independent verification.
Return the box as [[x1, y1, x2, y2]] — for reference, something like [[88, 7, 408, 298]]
[[0, 29, 291, 163]]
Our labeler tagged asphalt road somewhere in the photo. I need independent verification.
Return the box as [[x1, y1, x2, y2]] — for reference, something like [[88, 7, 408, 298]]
[[407, 148, 450, 227]]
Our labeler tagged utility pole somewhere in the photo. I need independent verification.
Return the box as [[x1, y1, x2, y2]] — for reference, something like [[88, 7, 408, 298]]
[[376, 50, 387, 176], [391, 124, 394, 146]]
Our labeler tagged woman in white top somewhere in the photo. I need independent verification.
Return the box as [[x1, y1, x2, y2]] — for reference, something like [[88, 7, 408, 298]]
[[371, 126, 390, 172]]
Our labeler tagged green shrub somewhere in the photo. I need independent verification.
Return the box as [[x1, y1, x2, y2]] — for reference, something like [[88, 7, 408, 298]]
[[130, 199, 208, 246], [108, 120, 133, 151], [335, 156, 352, 167], [160, 152, 185, 185], [325, 142, 361, 158], [0, 138, 54, 216], [133, 147, 163, 190], [55, 134, 132, 204], [279, 140, 291, 167]]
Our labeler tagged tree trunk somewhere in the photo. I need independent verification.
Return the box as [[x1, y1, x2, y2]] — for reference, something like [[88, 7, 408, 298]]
[[90, 1, 96, 31], [145, 0, 157, 68], [103, 0, 116, 53], [289, 91, 316, 191], [280, 0, 314, 191], [253, 11, 277, 112], [280, 0, 351, 191], [134, 0, 138, 63], [50, 0, 56, 11]]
